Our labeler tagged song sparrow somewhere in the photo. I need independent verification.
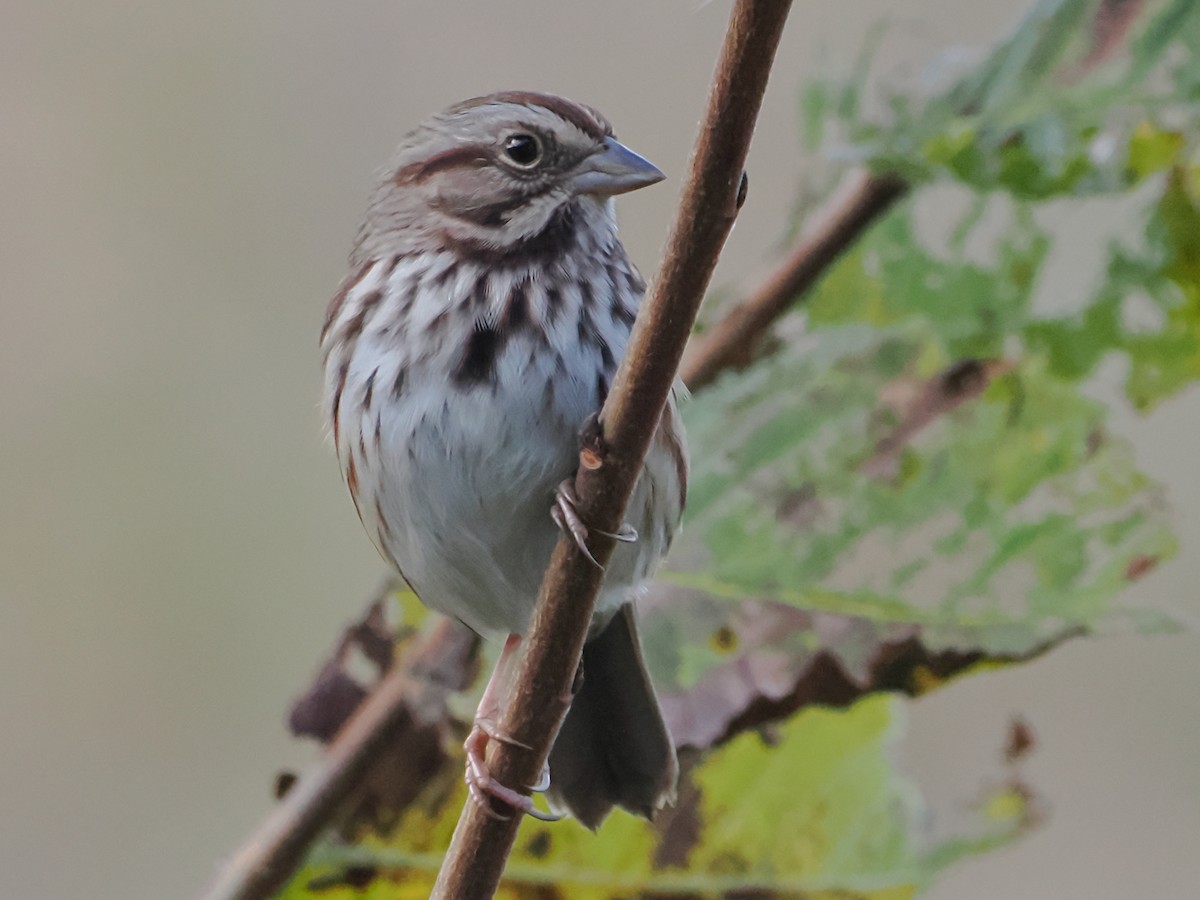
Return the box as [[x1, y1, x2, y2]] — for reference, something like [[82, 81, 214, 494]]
[[320, 92, 686, 828]]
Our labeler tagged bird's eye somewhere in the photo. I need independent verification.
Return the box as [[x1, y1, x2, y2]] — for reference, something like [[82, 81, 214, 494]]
[[503, 133, 542, 167]]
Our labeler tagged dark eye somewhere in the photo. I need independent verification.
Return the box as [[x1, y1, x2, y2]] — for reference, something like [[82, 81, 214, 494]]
[[503, 133, 542, 167]]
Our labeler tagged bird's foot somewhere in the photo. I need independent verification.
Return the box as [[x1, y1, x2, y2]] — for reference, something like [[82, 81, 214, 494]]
[[551, 480, 637, 569], [463, 722, 561, 822]]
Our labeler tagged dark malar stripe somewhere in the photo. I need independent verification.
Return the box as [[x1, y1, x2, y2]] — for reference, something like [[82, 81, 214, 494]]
[[442, 182, 557, 229], [443, 202, 581, 267]]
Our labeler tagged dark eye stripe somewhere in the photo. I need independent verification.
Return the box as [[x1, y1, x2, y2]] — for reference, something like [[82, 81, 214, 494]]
[[393, 144, 492, 184]]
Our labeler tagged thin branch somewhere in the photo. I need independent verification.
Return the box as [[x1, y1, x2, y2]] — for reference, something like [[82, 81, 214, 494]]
[[198, 618, 477, 900], [860, 357, 1016, 479], [429, 2, 794, 897], [681, 169, 909, 390]]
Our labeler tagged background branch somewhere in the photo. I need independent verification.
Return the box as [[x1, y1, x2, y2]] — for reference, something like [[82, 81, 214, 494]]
[[430, 1, 794, 897], [198, 617, 477, 900], [682, 169, 908, 390]]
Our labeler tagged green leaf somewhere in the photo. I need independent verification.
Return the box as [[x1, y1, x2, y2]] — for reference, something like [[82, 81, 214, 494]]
[[281, 698, 1033, 899], [1126, 122, 1186, 179], [675, 198, 1178, 656]]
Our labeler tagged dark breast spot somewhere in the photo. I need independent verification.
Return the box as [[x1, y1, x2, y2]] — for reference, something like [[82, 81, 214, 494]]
[[544, 285, 563, 326], [611, 302, 637, 329], [502, 280, 531, 331], [454, 324, 504, 387], [362, 367, 378, 409]]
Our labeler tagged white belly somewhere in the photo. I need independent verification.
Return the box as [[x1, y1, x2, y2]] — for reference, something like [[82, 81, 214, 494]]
[[368, 347, 591, 635], [322, 232, 683, 638]]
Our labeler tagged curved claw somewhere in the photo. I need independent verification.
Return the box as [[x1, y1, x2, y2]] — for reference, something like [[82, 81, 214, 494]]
[[464, 725, 563, 823], [528, 763, 552, 794], [602, 522, 638, 543], [552, 483, 602, 569], [466, 777, 512, 821], [552, 480, 638, 567]]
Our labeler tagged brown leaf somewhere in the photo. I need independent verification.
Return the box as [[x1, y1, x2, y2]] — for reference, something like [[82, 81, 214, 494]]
[[284, 587, 481, 834], [643, 584, 1082, 752]]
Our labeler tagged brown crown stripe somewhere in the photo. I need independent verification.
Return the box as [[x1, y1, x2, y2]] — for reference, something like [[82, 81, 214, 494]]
[[448, 91, 613, 141]]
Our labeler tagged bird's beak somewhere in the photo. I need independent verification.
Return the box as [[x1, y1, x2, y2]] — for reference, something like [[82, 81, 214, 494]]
[[570, 137, 665, 197]]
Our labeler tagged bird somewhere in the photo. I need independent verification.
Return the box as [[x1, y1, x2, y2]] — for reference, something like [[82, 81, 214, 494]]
[[320, 91, 686, 828]]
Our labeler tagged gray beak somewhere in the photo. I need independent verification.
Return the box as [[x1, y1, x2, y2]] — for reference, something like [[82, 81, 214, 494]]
[[570, 137, 665, 197]]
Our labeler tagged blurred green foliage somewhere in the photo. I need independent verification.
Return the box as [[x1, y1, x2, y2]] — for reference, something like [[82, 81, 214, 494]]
[[282, 1, 1200, 896]]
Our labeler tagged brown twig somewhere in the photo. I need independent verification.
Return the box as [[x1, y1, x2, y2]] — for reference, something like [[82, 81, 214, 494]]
[[197, 618, 477, 900], [429, 2, 794, 897], [860, 357, 1017, 479], [681, 169, 909, 390]]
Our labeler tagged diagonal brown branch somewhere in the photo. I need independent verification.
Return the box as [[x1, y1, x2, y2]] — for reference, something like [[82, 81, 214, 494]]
[[429, 2, 794, 897], [682, 169, 908, 390], [197, 617, 477, 900]]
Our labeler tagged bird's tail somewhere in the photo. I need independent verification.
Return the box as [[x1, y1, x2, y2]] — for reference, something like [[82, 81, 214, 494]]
[[546, 602, 678, 829]]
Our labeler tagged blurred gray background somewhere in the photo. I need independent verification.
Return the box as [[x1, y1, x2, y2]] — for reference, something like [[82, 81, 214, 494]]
[[2, 2, 1197, 898]]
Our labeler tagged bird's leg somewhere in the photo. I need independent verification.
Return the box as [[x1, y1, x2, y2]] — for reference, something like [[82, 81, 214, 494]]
[[552, 480, 637, 569], [463, 634, 561, 822]]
